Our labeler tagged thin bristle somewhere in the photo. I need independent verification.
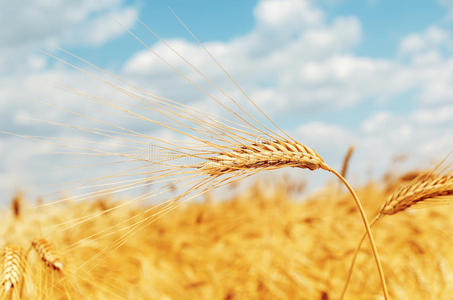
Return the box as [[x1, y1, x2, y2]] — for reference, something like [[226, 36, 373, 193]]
[[381, 174, 453, 215], [31, 239, 63, 271], [198, 140, 328, 176], [1, 245, 25, 294]]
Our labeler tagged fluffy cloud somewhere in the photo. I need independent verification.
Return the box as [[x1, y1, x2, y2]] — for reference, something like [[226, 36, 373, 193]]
[[0, 0, 139, 198], [2, 0, 453, 199], [0, 0, 137, 74], [296, 106, 453, 185], [0, 0, 135, 48], [399, 27, 450, 54], [124, 2, 363, 112], [254, 0, 323, 30]]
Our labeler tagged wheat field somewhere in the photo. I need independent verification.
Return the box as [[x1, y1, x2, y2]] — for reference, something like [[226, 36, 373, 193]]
[[1, 170, 453, 299]]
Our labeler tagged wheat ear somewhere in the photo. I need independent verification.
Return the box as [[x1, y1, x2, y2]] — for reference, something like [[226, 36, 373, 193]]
[[10, 193, 22, 219], [198, 139, 389, 300], [198, 140, 329, 175], [31, 239, 63, 271], [1, 245, 26, 295], [341, 161, 453, 299], [380, 174, 453, 215], [340, 145, 355, 179]]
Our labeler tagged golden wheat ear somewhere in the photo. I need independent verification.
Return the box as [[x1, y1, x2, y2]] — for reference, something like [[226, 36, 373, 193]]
[[197, 140, 329, 175], [31, 239, 63, 271], [1, 245, 26, 296], [341, 156, 453, 299], [380, 171, 453, 216]]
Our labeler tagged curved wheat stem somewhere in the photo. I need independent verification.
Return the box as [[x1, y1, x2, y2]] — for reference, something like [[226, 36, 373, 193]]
[[1, 245, 26, 295], [31, 238, 63, 271], [341, 161, 453, 299], [340, 216, 379, 300], [328, 168, 389, 300]]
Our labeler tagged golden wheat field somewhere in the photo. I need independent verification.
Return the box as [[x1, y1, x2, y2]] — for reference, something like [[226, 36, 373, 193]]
[[2, 169, 453, 300]]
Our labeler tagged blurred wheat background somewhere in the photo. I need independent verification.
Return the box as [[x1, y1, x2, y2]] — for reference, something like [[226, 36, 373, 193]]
[[3, 171, 453, 299]]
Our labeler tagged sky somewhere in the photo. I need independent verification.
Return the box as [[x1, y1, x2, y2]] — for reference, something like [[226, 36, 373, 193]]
[[1, 0, 453, 201]]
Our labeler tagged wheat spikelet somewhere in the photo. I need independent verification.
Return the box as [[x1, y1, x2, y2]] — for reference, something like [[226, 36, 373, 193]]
[[198, 140, 328, 176], [31, 239, 63, 271], [381, 166, 453, 216], [1, 246, 25, 294]]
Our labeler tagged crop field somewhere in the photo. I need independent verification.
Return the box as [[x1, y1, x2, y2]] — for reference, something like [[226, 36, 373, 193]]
[[2, 168, 453, 299]]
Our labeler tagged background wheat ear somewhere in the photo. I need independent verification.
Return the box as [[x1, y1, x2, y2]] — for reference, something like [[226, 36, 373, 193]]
[[10, 192, 23, 219], [341, 157, 453, 299], [380, 169, 453, 216], [31, 239, 63, 271], [1, 245, 26, 296], [340, 145, 355, 179]]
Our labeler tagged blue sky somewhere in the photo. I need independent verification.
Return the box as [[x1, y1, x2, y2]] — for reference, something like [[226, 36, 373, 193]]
[[66, 0, 451, 131], [71, 1, 448, 65], [1, 0, 453, 200], [324, 1, 447, 56]]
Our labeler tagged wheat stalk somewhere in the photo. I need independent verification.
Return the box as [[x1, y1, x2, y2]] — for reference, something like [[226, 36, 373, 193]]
[[31, 239, 63, 271], [341, 160, 453, 299], [1, 245, 26, 295]]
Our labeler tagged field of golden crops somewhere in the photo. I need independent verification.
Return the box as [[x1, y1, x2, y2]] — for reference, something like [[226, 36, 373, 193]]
[[2, 168, 453, 300]]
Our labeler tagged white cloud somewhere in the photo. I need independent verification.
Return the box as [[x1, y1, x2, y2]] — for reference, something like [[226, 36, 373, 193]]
[[71, 7, 137, 47], [0, 0, 132, 48], [399, 27, 449, 54], [294, 105, 453, 184], [123, 8, 363, 112], [2, 0, 453, 199], [411, 105, 453, 124], [0, 0, 140, 198], [254, 0, 323, 30], [296, 122, 354, 157], [0, 0, 137, 74]]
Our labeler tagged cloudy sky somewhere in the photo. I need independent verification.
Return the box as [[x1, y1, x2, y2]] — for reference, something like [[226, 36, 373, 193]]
[[1, 0, 453, 200]]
